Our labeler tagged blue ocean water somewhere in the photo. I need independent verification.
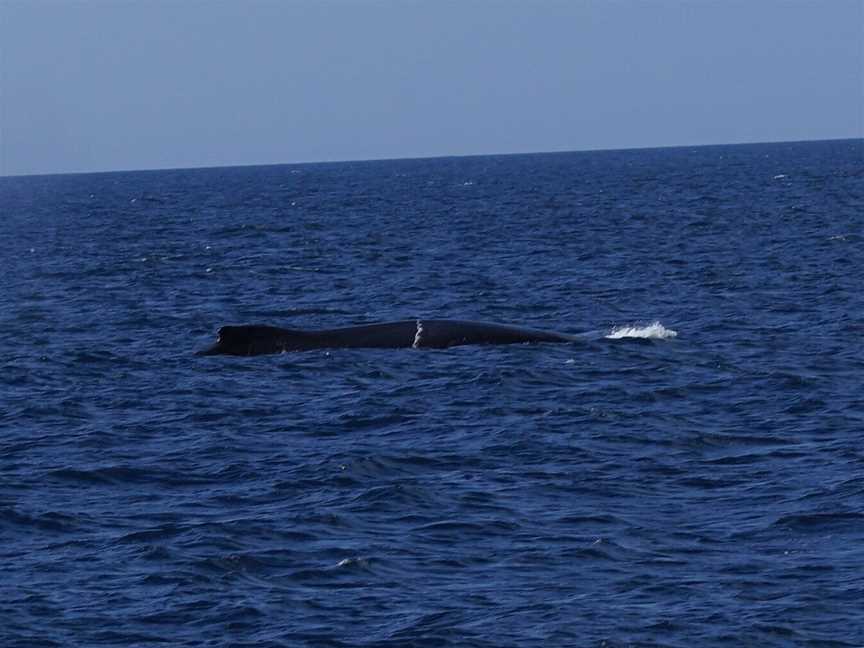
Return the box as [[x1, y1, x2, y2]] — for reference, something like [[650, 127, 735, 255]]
[[1, 139, 862, 647]]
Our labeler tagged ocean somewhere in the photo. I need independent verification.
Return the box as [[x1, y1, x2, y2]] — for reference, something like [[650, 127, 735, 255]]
[[1, 139, 862, 647]]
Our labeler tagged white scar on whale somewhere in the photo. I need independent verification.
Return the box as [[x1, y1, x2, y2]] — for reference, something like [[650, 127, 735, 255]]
[[412, 320, 424, 349]]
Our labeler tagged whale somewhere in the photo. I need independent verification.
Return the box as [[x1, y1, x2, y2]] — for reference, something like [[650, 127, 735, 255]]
[[197, 319, 578, 356]]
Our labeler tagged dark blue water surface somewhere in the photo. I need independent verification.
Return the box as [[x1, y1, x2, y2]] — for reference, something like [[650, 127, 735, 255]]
[[2, 140, 863, 647]]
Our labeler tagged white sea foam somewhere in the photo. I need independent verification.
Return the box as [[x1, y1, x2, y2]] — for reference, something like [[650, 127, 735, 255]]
[[605, 321, 678, 340]]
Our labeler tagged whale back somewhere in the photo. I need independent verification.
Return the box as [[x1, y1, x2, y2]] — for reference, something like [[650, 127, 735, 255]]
[[197, 325, 310, 355], [198, 319, 577, 356]]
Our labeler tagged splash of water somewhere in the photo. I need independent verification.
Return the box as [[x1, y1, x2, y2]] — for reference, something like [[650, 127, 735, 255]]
[[605, 321, 678, 340]]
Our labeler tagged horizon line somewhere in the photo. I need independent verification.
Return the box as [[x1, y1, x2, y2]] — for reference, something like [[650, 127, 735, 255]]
[[2, 135, 861, 180]]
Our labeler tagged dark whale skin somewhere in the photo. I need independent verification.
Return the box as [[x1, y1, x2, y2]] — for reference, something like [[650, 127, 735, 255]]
[[197, 319, 577, 356]]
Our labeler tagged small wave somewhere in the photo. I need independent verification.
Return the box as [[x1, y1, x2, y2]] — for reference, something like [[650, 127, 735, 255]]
[[605, 321, 678, 340], [335, 557, 372, 569], [774, 511, 864, 530]]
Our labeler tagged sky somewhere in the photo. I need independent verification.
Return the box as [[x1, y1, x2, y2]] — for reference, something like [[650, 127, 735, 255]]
[[1, 0, 862, 176]]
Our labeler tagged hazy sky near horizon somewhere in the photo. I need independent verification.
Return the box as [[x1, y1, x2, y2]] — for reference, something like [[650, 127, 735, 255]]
[[1, 0, 862, 176]]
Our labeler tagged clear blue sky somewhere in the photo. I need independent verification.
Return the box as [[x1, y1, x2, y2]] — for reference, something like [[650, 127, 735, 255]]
[[1, 0, 862, 176]]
